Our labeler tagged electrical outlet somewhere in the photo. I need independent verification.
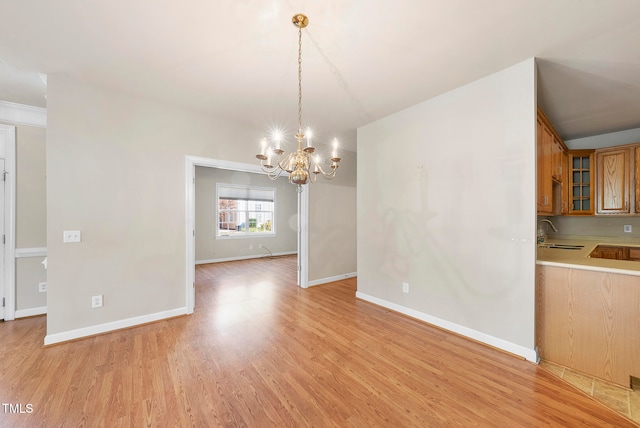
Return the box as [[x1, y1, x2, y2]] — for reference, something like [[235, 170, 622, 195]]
[[63, 230, 82, 243], [624, 224, 632, 233], [38, 282, 47, 293], [91, 295, 103, 308], [402, 282, 409, 293]]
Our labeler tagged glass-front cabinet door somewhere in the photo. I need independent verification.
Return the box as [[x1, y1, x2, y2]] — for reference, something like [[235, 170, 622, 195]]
[[568, 150, 595, 215]]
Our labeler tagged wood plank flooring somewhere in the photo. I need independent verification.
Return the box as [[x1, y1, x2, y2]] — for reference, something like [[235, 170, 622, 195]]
[[0, 255, 636, 427]]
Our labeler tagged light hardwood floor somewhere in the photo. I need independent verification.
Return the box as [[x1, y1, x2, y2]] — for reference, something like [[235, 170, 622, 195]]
[[0, 255, 636, 427]]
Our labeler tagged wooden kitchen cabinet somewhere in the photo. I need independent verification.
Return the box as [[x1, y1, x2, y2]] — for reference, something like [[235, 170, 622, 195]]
[[588, 245, 625, 260], [536, 265, 640, 387], [537, 108, 567, 215], [537, 117, 553, 214], [561, 150, 569, 214], [551, 136, 565, 182], [635, 145, 640, 213], [589, 244, 640, 260], [596, 145, 633, 214], [568, 150, 594, 215]]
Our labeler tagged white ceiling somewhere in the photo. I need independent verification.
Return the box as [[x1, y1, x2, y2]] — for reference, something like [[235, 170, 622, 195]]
[[1, 0, 639, 150]]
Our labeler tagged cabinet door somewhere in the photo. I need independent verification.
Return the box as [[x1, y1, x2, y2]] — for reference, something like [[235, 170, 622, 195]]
[[635, 146, 640, 213], [568, 150, 594, 215], [596, 147, 631, 214], [552, 137, 564, 182], [598, 246, 625, 260], [561, 150, 569, 214], [537, 119, 553, 214]]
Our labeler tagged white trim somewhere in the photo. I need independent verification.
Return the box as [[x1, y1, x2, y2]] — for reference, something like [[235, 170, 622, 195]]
[[355, 291, 538, 362], [1, 124, 16, 321], [196, 251, 297, 265], [15, 247, 47, 258], [308, 272, 357, 287], [187, 156, 268, 174], [44, 307, 187, 346], [0, 101, 46, 128], [536, 259, 640, 277], [185, 157, 195, 314], [15, 306, 46, 318], [299, 185, 309, 288]]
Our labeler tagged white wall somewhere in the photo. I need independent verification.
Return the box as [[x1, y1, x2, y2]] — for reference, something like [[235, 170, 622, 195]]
[[356, 58, 537, 360], [308, 181, 357, 283], [45, 75, 357, 344]]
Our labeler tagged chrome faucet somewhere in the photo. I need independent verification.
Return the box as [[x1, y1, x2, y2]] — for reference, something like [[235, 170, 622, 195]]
[[539, 219, 558, 232]]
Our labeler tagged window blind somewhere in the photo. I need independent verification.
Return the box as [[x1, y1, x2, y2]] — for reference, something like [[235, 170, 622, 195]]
[[218, 186, 274, 202]]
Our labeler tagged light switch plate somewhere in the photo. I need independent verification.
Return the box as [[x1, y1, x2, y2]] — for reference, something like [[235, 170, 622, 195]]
[[63, 230, 81, 243]]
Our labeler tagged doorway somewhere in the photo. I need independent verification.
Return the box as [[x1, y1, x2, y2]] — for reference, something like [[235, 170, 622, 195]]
[[185, 156, 309, 314], [0, 124, 16, 321]]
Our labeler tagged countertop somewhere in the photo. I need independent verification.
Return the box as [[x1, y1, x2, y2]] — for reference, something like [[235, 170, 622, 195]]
[[536, 236, 640, 276]]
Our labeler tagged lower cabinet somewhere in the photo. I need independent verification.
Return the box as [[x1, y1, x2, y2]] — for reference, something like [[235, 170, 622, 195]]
[[536, 265, 640, 387], [588, 245, 626, 260]]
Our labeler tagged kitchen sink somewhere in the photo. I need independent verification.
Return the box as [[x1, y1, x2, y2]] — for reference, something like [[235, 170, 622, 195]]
[[539, 243, 584, 250]]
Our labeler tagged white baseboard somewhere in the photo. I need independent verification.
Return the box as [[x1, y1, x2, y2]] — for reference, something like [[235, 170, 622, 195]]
[[308, 272, 357, 287], [43, 307, 188, 346], [196, 251, 297, 265], [355, 291, 538, 363], [15, 306, 47, 318]]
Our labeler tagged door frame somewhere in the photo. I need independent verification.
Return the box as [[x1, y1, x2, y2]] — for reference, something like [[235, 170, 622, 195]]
[[184, 155, 309, 313], [0, 124, 16, 321], [0, 101, 46, 321]]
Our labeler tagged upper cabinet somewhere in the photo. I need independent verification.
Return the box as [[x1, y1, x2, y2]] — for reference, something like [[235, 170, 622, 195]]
[[568, 150, 594, 215], [551, 136, 565, 183], [537, 117, 553, 214], [635, 146, 640, 213], [595, 146, 632, 214], [537, 108, 640, 217], [537, 108, 567, 216], [595, 144, 640, 215]]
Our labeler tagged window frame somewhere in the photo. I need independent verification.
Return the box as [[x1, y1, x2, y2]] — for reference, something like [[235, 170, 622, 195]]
[[216, 183, 276, 239]]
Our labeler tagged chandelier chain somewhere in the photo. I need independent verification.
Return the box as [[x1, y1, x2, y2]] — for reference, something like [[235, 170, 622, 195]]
[[297, 24, 303, 137]]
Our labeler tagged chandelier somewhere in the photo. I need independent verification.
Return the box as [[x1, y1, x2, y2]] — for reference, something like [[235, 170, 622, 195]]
[[256, 13, 341, 189]]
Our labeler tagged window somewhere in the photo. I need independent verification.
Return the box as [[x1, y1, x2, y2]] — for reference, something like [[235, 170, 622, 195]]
[[217, 184, 275, 237]]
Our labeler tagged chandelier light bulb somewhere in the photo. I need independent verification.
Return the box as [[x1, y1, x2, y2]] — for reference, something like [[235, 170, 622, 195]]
[[306, 128, 313, 147], [260, 138, 267, 156]]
